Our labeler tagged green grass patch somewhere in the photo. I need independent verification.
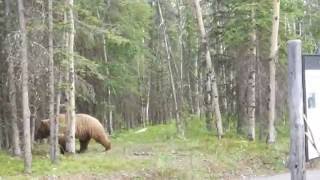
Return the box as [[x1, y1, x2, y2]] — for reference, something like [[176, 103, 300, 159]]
[[0, 150, 151, 177], [0, 117, 290, 179]]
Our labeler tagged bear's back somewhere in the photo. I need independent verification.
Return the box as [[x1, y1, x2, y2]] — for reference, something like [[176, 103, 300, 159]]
[[75, 114, 106, 138]]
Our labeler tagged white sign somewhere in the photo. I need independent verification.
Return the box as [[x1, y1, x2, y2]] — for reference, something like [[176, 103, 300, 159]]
[[303, 55, 320, 161]]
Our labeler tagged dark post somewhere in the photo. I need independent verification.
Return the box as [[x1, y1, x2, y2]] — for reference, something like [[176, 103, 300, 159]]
[[288, 40, 306, 180]]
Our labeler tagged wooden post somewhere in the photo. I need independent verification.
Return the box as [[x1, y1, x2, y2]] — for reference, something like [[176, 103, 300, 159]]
[[288, 40, 306, 180]]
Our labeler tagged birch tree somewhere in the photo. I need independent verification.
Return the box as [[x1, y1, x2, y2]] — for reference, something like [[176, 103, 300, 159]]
[[97, 10, 113, 134], [17, 0, 32, 172], [176, 0, 185, 114], [8, 51, 21, 156], [5, 0, 21, 156], [248, 5, 257, 141], [157, 0, 185, 138], [194, 53, 201, 116], [66, 0, 76, 153], [193, 0, 223, 138], [267, 0, 280, 144], [49, 0, 59, 162]]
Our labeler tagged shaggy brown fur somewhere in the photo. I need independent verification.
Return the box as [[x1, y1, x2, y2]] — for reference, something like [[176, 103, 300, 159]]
[[36, 114, 111, 153]]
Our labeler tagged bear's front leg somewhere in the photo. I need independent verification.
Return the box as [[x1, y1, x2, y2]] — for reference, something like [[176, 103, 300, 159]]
[[60, 145, 65, 154], [77, 139, 90, 153], [58, 135, 66, 154]]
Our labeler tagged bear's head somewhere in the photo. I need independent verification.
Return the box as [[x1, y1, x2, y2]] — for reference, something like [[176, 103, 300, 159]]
[[35, 119, 50, 140]]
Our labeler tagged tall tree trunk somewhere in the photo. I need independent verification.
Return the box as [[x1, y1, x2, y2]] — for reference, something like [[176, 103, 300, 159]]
[[193, 0, 223, 138], [56, 73, 62, 120], [103, 37, 113, 133], [221, 64, 228, 113], [146, 78, 150, 124], [66, 0, 76, 153], [48, 0, 58, 163], [229, 70, 236, 113], [0, 78, 11, 149], [107, 89, 113, 134], [97, 9, 113, 134], [63, 9, 71, 150], [216, 0, 228, 114], [54, 73, 62, 151], [267, 0, 280, 144], [137, 45, 146, 128], [187, 73, 194, 113], [5, 0, 21, 156], [0, 118, 3, 150], [257, 47, 265, 140], [157, 0, 184, 138], [177, 0, 185, 113], [0, 106, 2, 149], [30, 111, 36, 148], [194, 51, 201, 116], [17, 0, 32, 173], [248, 6, 257, 141]]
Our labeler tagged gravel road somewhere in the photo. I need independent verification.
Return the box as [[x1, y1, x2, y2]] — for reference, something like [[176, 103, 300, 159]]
[[251, 170, 320, 180]]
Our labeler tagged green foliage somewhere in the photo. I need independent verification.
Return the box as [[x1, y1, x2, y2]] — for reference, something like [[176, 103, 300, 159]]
[[74, 54, 104, 81], [51, 0, 154, 105], [105, 30, 130, 46], [224, 0, 272, 51]]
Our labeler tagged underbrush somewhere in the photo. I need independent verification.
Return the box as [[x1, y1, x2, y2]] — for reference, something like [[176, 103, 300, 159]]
[[0, 116, 290, 179]]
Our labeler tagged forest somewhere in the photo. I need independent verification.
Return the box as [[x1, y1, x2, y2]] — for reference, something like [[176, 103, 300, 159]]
[[0, 0, 319, 179]]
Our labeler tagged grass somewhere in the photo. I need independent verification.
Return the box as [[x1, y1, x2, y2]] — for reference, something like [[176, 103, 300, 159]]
[[0, 116, 290, 179]]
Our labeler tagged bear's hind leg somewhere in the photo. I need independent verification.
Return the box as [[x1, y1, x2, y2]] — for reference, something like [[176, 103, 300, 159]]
[[78, 139, 90, 153]]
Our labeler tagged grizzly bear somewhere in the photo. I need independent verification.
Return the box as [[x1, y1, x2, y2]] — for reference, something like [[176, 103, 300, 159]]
[[35, 113, 111, 153]]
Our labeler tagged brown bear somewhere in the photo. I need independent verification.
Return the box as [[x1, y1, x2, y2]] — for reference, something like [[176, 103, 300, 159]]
[[35, 113, 111, 153]]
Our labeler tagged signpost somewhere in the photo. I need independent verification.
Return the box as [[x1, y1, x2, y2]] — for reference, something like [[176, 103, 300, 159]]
[[288, 40, 306, 180], [289, 40, 320, 180]]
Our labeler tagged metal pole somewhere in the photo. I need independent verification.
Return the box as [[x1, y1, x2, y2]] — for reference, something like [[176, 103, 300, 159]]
[[288, 40, 306, 180]]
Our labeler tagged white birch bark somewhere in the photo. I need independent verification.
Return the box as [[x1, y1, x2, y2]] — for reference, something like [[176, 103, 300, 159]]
[[108, 88, 113, 134], [63, 8, 71, 151], [157, 0, 184, 138], [66, 0, 76, 153], [8, 58, 21, 156], [146, 78, 150, 124], [194, 52, 201, 116], [48, 0, 59, 162], [248, 6, 257, 141], [267, 0, 280, 144], [177, 0, 185, 111], [193, 0, 223, 138], [97, 9, 113, 134], [5, 0, 21, 157], [17, 0, 32, 172], [56, 73, 62, 118]]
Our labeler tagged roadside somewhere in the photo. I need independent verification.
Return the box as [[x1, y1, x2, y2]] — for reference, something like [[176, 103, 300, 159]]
[[252, 170, 320, 180]]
